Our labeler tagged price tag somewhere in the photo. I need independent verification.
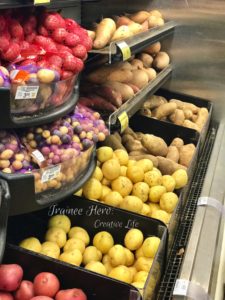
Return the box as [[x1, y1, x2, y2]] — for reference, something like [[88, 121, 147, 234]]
[[198, 196, 225, 218], [118, 111, 129, 133], [117, 41, 131, 61], [15, 86, 39, 100], [41, 165, 61, 183], [34, 0, 50, 5], [31, 150, 45, 164], [173, 279, 212, 300], [173, 279, 189, 296]]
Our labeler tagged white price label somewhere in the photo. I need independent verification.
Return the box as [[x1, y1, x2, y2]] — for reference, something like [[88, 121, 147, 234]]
[[173, 279, 189, 296], [41, 165, 61, 183], [32, 150, 45, 164], [15, 86, 39, 100], [198, 196, 225, 218]]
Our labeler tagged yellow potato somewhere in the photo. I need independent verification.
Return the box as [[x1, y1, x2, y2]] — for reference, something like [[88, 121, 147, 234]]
[[162, 175, 176, 192], [92, 166, 103, 181], [132, 182, 149, 202], [149, 185, 166, 203], [83, 178, 102, 200], [111, 176, 133, 197], [136, 159, 153, 173], [120, 196, 143, 214], [131, 282, 144, 295], [114, 149, 129, 166], [126, 165, 145, 183], [160, 192, 178, 213], [104, 191, 123, 207], [102, 159, 121, 181], [141, 203, 151, 217], [142, 236, 161, 258], [100, 185, 111, 201], [108, 244, 126, 267], [124, 228, 144, 251], [59, 249, 82, 266], [101, 177, 111, 187], [134, 271, 148, 283], [127, 160, 137, 168], [45, 227, 67, 248], [149, 202, 160, 214], [129, 266, 137, 281], [172, 169, 188, 189], [20, 237, 42, 253], [124, 248, 135, 266], [120, 165, 127, 176], [135, 257, 153, 272], [48, 214, 71, 233], [104, 261, 113, 274], [93, 231, 114, 254], [109, 266, 132, 284], [97, 146, 113, 162], [41, 241, 60, 259], [68, 227, 90, 246], [85, 261, 107, 276], [144, 170, 162, 187], [83, 246, 102, 265], [102, 254, 111, 264], [74, 188, 82, 196], [63, 238, 86, 254], [151, 210, 170, 224], [135, 246, 144, 259], [152, 167, 162, 176]]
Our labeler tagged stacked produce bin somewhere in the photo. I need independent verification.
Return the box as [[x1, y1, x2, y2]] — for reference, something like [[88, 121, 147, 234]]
[[0, 1, 215, 300]]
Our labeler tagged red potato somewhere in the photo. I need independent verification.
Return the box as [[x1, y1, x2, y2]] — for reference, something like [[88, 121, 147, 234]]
[[0, 264, 23, 292], [33, 273, 60, 298], [55, 289, 87, 300], [0, 292, 14, 300], [14, 280, 34, 300], [31, 297, 53, 300]]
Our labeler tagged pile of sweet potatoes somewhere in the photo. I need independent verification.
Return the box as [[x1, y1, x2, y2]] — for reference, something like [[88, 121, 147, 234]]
[[140, 95, 209, 132], [102, 127, 196, 175]]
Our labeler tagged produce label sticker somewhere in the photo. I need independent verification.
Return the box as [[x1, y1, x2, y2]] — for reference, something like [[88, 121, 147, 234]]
[[117, 41, 131, 61], [15, 86, 39, 100], [34, 0, 50, 5], [41, 164, 61, 183], [173, 279, 212, 299], [118, 111, 129, 133], [173, 279, 189, 296], [31, 150, 45, 164]]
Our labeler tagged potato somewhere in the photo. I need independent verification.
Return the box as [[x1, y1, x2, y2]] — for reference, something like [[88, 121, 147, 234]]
[[83, 246, 102, 265], [63, 238, 85, 254], [136, 158, 154, 172], [14, 280, 34, 300], [120, 195, 143, 213], [107, 69, 133, 83], [132, 181, 150, 202], [142, 134, 168, 156], [100, 185, 111, 201], [144, 170, 162, 187], [83, 178, 102, 200], [55, 289, 86, 300], [102, 159, 120, 181], [170, 138, 184, 150], [104, 191, 123, 207], [85, 261, 107, 276], [124, 228, 144, 250], [135, 257, 153, 272], [153, 52, 170, 70], [172, 169, 188, 189], [157, 156, 187, 175], [68, 227, 90, 245], [111, 176, 133, 196], [149, 185, 166, 203], [130, 11, 150, 24], [144, 42, 161, 55], [104, 261, 113, 274], [183, 119, 200, 132], [142, 236, 160, 258], [93, 231, 114, 254], [129, 154, 158, 167], [59, 249, 82, 266], [162, 175, 176, 192], [130, 69, 149, 89], [137, 53, 153, 68], [93, 18, 116, 49], [141, 203, 152, 217], [86, 66, 112, 84], [105, 81, 134, 102], [143, 95, 167, 110], [191, 114, 198, 122], [135, 246, 144, 258], [148, 15, 165, 28], [19, 237, 42, 253], [169, 109, 185, 126], [166, 145, 180, 163], [101, 177, 111, 187], [144, 68, 157, 81], [108, 244, 126, 267], [0, 292, 14, 300], [0, 264, 23, 292], [130, 59, 144, 69], [153, 102, 177, 120], [48, 215, 71, 233], [111, 25, 132, 41], [123, 135, 144, 152], [169, 99, 199, 114], [128, 22, 143, 34], [41, 241, 60, 259], [134, 271, 148, 283], [109, 266, 132, 284], [183, 109, 193, 119], [87, 30, 96, 41], [149, 10, 163, 18], [149, 203, 160, 214], [126, 165, 145, 183], [45, 228, 67, 248], [179, 144, 196, 167], [151, 209, 170, 224], [116, 16, 134, 27], [160, 192, 179, 213], [124, 248, 135, 266], [195, 107, 209, 130]]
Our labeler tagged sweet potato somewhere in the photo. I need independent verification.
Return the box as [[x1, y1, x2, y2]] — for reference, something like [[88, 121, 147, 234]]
[[111, 25, 132, 41], [130, 69, 149, 89], [86, 66, 112, 84], [127, 83, 140, 93], [195, 108, 209, 130], [143, 68, 157, 81], [129, 11, 150, 24], [79, 96, 117, 112], [116, 16, 134, 27], [93, 18, 116, 49], [153, 52, 170, 70], [183, 120, 200, 132], [107, 69, 133, 83], [144, 42, 161, 55], [105, 81, 134, 102], [137, 53, 153, 68], [166, 146, 180, 163], [129, 154, 158, 167], [169, 109, 185, 126], [152, 102, 177, 119], [169, 99, 199, 114], [157, 156, 187, 175], [94, 85, 122, 107], [127, 23, 143, 34], [179, 144, 196, 167], [141, 20, 149, 31], [170, 138, 184, 150], [148, 16, 165, 28], [141, 134, 168, 156], [143, 95, 167, 110], [183, 109, 193, 119]]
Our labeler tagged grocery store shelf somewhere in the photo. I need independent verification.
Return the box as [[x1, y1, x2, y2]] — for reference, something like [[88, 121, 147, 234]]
[[90, 21, 176, 63], [157, 121, 219, 299], [108, 65, 172, 133]]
